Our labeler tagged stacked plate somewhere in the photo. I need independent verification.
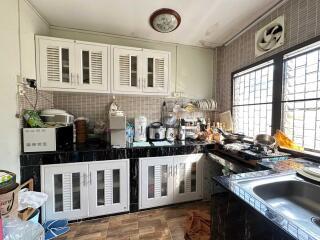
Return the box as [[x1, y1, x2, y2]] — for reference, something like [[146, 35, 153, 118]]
[[297, 167, 320, 182], [194, 99, 217, 111]]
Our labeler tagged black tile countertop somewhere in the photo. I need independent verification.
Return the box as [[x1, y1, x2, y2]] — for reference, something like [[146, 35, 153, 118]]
[[20, 140, 215, 166], [212, 171, 320, 240]]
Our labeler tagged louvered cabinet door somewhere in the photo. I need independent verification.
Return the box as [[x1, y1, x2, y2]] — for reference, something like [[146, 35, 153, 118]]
[[38, 37, 76, 89], [142, 50, 170, 94], [88, 159, 129, 217], [75, 42, 109, 92], [173, 154, 203, 203], [139, 157, 174, 209], [41, 163, 89, 222], [112, 46, 143, 93]]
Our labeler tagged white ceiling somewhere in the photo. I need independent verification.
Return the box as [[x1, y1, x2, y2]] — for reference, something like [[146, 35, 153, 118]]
[[28, 0, 282, 48]]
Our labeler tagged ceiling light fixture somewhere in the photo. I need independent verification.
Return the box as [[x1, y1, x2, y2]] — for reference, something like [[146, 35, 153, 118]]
[[149, 8, 181, 33]]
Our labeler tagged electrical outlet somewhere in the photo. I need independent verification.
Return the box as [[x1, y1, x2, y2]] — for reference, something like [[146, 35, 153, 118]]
[[18, 85, 25, 96]]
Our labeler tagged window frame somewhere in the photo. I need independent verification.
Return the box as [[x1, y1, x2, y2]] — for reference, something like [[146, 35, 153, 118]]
[[231, 34, 320, 153], [232, 60, 274, 137]]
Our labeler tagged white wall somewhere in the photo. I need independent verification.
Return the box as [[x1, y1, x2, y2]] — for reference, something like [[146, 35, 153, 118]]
[[0, 0, 49, 181], [19, 0, 49, 79], [176, 45, 214, 99], [0, 0, 21, 180], [49, 26, 215, 99]]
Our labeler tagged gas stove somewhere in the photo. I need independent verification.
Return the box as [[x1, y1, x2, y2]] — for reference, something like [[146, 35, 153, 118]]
[[216, 142, 290, 165]]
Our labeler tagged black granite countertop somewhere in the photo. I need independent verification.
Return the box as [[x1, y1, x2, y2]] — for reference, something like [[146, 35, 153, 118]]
[[20, 140, 215, 167]]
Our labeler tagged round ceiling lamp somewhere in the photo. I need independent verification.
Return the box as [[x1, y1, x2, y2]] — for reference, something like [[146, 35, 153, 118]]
[[149, 8, 181, 33]]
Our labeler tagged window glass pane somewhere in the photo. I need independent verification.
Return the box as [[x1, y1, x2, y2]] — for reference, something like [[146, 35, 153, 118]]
[[54, 174, 63, 212], [191, 162, 197, 192], [131, 56, 137, 87], [179, 163, 185, 194], [113, 169, 120, 204], [72, 173, 80, 210], [282, 100, 320, 151], [161, 165, 167, 196], [148, 58, 154, 87], [97, 170, 105, 206], [233, 104, 272, 137], [233, 61, 274, 137], [82, 51, 90, 84], [148, 166, 155, 198], [283, 47, 320, 151], [61, 48, 70, 83]]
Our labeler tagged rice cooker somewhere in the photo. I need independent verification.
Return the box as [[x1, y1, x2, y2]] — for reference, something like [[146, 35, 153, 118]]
[[148, 122, 166, 141]]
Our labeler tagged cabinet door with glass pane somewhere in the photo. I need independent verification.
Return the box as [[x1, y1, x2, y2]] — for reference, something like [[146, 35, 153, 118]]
[[41, 163, 88, 221], [38, 37, 76, 89], [88, 160, 129, 217], [142, 50, 170, 95], [112, 46, 143, 93], [75, 42, 109, 92], [173, 154, 203, 203], [139, 157, 174, 209]]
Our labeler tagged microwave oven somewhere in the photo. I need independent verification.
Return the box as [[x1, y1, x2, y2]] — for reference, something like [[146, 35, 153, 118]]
[[22, 126, 73, 153]]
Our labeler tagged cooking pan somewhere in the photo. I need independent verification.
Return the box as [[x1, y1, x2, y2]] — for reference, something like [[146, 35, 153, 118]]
[[217, 128, 245, 142], [254, 134, 276, 148]]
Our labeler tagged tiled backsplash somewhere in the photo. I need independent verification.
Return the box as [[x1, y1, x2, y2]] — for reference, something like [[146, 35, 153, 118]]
[[53, 92, 216, 125], [19, 88, 53, 115], [217, 0, 320, 112], [20, 88, 217, 127]]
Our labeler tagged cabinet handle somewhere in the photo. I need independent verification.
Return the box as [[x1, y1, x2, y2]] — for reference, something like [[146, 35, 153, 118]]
[[170, 165, 173, 177], [70, 73, 73, 85], [89, 172, 92, 185], [83, 173, 87, 186], [175, 165, 178, 176]]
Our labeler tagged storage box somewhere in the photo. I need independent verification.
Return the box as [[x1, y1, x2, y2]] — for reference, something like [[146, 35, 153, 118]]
[[0, 184, 19, 218]]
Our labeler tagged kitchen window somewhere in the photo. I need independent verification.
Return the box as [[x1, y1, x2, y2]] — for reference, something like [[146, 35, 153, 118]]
[[282, 42, 320, 151], [231, 37, 320, 153], [232, 60, 274, 137]]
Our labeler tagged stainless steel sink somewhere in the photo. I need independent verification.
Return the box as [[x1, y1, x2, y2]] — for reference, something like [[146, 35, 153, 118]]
[[233, 172, 320, 239]]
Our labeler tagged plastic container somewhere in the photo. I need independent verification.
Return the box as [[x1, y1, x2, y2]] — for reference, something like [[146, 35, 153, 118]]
[[27, 209, 39, 224]]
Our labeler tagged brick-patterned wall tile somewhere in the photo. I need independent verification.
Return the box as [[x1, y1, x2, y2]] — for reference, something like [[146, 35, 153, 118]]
[[217, 0, 320, 113]]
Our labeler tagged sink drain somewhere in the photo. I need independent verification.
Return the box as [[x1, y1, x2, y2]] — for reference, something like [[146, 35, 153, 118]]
[[311, 217, 320, 227]]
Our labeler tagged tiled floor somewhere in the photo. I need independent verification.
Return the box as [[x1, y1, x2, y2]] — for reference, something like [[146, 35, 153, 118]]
[[56, 201, 210, 240]]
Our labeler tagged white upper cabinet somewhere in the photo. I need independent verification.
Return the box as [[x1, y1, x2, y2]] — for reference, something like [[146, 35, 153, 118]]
[[38, 37, 76, 89], [112, 46, 143, 93], [75, 41, 109, 92], [36, 36, 170, 95], [142, 49, 170, 94], [36, 36, 110, 93], [112, 46, 170, 95]]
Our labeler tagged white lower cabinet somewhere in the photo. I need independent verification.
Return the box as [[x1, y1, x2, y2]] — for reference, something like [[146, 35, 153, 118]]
[[41, 159, 129, 222], [88, 160, 129, 217], [173, 154, 204, 203], [139, 154, 203, 209], [139, 157, 174, 209], [41, 163, 89, 221]]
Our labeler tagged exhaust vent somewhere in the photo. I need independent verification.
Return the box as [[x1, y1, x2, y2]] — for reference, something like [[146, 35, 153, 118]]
[[255, 15, 285, 57]]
